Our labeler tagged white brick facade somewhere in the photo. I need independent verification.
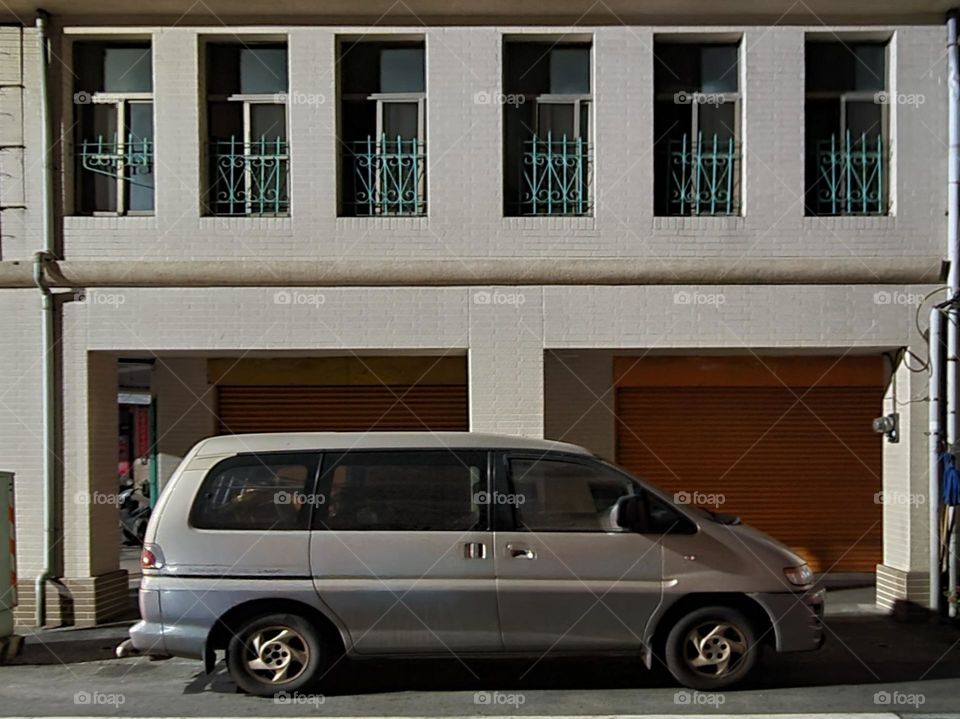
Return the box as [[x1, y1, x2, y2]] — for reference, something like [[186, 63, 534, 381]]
[[0, 24, 940, 262], [0, 15, 950, 622]]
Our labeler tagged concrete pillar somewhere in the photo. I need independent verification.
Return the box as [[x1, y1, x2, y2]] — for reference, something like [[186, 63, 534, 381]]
[[426, 27, 501, 225], [47, 349, 128, 626], [876, 352, 931, 611], [287, 28, 335, 222], [153, 358, 217, 489], [468, 287, 543, 437], [152, 29, 200, 226]]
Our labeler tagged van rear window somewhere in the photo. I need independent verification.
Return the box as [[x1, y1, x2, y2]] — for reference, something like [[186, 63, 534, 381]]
[[312, 450, 488, 531], [190, 452, 320, 530]]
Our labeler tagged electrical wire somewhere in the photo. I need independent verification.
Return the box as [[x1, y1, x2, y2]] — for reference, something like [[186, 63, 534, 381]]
[[902, 286, 952, 374]]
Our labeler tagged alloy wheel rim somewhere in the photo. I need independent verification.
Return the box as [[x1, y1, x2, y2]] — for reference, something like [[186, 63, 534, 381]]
[[682, 621, 748, 677], [245, 626, 311, 684]]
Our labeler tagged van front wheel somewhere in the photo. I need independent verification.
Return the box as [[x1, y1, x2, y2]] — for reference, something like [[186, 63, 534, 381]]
[[227, 613, 325, 696], [664, 606, 759, 691]]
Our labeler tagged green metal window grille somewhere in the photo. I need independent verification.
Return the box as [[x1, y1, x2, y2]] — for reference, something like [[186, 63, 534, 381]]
[[519, 133, 591, 216], [77, 134, 154, 190], [344, 135, 426, 216], [209, 136, 289, 216], [666, 133, 740, 216], [815, 131, 886, 216]]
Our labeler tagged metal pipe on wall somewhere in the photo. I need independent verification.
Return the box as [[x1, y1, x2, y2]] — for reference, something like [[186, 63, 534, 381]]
[[930, 307, 944, 611], [33, 10, 56, 627], [1, 256, 947, 289], [947, 9, 960, 618], [32, 254, 55, 627]]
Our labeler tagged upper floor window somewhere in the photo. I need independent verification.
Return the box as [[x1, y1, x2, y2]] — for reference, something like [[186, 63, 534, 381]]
[[338, 40, 426, 217], [805, 40, 889, 216], [654, 40, 741, 217], [204, 42, 289, 216], [74, 42, 154, 215], [503, 40, 592, 217]]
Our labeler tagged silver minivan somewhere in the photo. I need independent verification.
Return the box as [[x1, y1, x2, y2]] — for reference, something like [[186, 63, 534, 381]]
[[129, 432, 823, 695]]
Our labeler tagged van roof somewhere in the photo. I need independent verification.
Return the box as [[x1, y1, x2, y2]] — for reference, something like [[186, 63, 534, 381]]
[[193, 432, 593, 456]]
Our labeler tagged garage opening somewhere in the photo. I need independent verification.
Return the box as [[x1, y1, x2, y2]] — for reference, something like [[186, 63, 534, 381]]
[[614, 355, 884, 573], [210, 355, 468, 434]]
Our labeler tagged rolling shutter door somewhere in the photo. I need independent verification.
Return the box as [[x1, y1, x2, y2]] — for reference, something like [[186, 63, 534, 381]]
[[615, 359, 883, 573], [217, 385, 468, 434]]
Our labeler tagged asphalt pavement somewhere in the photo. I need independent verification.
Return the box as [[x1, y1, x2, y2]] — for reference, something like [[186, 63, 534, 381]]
[[1, 587, 958, 717]]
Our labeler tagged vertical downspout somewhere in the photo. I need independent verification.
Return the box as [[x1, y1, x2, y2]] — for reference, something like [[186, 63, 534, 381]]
[[32, 255, 54, 627], [930, 307, 943, 611], [148, 399, 158, 508], [948, 10, 960, 618], [33, 9, 55, 627]]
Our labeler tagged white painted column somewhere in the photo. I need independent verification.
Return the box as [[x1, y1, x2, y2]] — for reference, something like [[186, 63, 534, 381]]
[[152, 29, 200, 227], [877, 352, 932, 610], [468, 286, 544, 437]]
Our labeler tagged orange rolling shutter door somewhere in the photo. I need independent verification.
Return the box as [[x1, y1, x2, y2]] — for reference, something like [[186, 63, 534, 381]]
[[614, 357, 884, 573], [216, 385, 468, 434]]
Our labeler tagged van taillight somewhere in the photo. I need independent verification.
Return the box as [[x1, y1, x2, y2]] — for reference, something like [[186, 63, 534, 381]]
[[141, 544, 164, 570]]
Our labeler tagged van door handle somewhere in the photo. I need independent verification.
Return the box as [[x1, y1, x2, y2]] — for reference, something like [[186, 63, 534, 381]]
[[463, 542, 487, 559], [507, 545, 536, 560]]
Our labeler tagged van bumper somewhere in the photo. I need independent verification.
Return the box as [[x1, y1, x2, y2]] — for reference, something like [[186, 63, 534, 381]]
[[751, 588, 824, 652], [128, 587, 170, 657], [129, 575, 331, 663], [128, 580, 211, 660]]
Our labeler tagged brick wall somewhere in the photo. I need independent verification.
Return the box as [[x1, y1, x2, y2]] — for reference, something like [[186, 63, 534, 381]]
[[0, 19, 950, 620], [0, 23, 937, 263]]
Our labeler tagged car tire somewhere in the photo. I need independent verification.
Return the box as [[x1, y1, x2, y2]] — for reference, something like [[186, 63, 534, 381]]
[[664, 605, 759, 691], [227, 613, 326, 697]]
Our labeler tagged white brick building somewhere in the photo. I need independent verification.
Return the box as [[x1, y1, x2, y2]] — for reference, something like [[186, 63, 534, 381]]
[[0, 0, 952, 623]]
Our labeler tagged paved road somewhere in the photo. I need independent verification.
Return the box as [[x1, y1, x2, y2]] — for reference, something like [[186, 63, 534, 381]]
[[2, 612, 960, 716]]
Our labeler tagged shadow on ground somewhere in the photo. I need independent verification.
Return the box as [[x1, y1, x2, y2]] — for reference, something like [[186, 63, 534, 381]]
[[176, 614, 960, 697]]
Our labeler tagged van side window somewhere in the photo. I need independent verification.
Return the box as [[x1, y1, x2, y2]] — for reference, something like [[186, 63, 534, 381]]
[[508, 458, 636, 532], [190, 453, 320, 530], [313, 451, 487, 531]]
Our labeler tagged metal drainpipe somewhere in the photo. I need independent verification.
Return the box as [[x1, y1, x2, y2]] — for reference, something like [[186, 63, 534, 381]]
[[32, 254, 55, 627], [930, 307, 944, 611], [948, 9, 960, 618], [33, 10, 55, 627]]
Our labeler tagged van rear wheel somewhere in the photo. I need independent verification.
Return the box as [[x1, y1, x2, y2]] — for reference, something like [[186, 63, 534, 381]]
[[227, 613, 326, 696], [664, 606, 759, 691]]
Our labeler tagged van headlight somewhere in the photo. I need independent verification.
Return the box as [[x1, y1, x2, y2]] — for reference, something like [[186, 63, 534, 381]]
[[783, 563, 813, 587]]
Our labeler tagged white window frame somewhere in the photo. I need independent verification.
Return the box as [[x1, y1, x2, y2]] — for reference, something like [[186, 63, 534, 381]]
[[805, 90, 889, 147], [342, 91, 426, 214], [531, 94, 591, 142], [365, 92, 426, 143], [206, 92, 289, 216], [80, 91, 153, 216]]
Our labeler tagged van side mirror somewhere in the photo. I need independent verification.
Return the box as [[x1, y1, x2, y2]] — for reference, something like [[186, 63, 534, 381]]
[[612, 494, 649, 532]]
